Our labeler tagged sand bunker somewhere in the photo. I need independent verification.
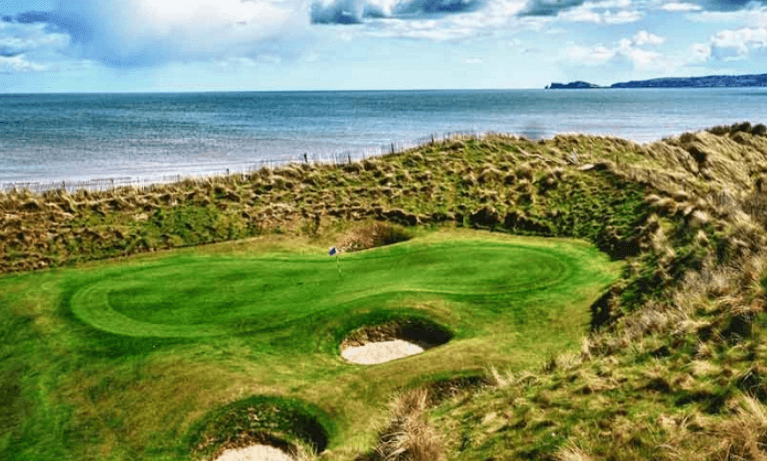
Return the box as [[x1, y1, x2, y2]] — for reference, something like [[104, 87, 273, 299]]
[[215, 444, 293, 461], [340, 319, 452, 365], [341, 339, 425, 365]]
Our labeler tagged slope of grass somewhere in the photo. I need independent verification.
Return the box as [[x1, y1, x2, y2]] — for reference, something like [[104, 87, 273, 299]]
[[0, 228, 619, 460], [415, 127, 767, 460], [0, 134, 651, 274]]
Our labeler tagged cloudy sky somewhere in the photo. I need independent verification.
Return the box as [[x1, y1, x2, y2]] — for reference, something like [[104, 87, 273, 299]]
[[0, 0, 765, 92]]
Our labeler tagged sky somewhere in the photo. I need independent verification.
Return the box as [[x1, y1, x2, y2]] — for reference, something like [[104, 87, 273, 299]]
[[0, 0, 765, 92]]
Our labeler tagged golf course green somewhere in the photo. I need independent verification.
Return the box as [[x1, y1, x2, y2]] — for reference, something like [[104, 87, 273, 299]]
[[73, 237, 570, 338], [1, 227, 621, 459]]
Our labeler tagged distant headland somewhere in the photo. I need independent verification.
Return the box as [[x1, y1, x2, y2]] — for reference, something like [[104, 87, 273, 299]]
[[545, 81, 603, 89], [545, 72, 767, 89]]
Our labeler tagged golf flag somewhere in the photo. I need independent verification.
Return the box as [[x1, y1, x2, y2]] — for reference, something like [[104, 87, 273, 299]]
[[329, 246, 341, 279]]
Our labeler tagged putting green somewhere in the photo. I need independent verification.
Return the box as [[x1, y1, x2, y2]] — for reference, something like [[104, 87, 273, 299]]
[[70, 241, 572, 338]]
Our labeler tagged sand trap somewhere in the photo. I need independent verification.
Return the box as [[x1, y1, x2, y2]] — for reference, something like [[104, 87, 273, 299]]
[[215, 445, 293, 461], [341, 339, 425, 365]]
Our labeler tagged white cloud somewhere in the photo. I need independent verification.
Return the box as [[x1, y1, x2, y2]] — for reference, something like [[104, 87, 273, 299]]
[[0, 55, 48, 72], [659, 2, 701, 11], [565, 44, 616, 64], [365, 18, 486, 40], [598, 0, 633, 8], [710, 26, 767, 60], [0, 22, 69, 56], [619, 46, 664, 68], [561, 8, 602, 22], [0, 19, 69, 73], [563, 32, 672, 71], [632, 30, 665, 45], [3, 0, 553, 61], [26, 0, 308, 66], [359, 0, 531, 41], [602, 10, 644, 23], [558, 2, 643, 24], [678, 25, 767, 64]]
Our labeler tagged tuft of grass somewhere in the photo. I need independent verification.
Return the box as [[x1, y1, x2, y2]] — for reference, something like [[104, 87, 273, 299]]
[[710, 396, 767, 460], [373, 388, 444, 461], [556, 444, 595, 461]]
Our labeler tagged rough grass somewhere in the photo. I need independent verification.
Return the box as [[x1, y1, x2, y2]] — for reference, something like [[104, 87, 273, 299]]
[[0, 134, 652, 273], [372, 389, 444, 461], [338, 223, 412, 253]]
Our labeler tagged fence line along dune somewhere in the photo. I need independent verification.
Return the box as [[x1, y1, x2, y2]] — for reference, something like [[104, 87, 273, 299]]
[[0, 131, 493, 194]]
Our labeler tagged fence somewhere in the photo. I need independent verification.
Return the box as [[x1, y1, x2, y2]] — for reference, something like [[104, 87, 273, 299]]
[[0, 131, 495, 194]]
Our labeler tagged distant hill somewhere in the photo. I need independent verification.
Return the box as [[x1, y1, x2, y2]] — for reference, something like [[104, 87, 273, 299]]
[[545, 72, 767, 89], [545, 81, 603, 89], [611, 73, 767, 88]]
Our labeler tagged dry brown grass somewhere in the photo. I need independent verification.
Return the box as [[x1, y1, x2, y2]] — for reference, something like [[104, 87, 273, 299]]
[[338, 222, 412, 253], [556, 443, 595, 461], [373, 388, 444, 461], [711, 396, 767, 461], [292, 442, 319, 461]]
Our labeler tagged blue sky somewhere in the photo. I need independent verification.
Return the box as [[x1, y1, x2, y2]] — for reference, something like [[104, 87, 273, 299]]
[[0, 0, 765, 92]]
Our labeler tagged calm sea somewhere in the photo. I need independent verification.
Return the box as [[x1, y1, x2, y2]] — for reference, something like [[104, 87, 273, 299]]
[[1, 88, 766, 189]]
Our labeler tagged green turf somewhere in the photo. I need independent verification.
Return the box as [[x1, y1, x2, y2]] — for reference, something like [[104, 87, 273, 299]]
[[0, 228, 620, 460]]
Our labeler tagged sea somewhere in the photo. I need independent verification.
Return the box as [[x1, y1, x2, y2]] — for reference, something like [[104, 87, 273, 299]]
[[1, 88, 766, 191]]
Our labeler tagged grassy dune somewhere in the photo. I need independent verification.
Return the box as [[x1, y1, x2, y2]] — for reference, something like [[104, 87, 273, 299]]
[[4, 120, 767, 460]]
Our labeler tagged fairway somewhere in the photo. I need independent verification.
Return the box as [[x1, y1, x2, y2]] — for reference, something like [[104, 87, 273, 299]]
[[0, 228, 621, 460]]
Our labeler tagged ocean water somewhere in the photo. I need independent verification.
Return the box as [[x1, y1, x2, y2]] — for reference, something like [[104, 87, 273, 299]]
[[1, 88, 766, 189]]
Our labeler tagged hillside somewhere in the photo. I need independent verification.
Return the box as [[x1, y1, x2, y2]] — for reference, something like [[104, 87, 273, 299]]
[[545, 81, 603, 89], [546, 72, 767, 89], [3, 121, 767, 460], [611, 73, 767, 88]]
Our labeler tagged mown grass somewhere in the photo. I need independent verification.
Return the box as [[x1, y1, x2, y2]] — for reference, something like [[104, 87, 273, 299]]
[[0, 227, 619, 460]]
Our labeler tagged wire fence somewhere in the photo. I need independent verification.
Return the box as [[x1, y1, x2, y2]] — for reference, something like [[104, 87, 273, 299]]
[[0, 131, 494, 194]]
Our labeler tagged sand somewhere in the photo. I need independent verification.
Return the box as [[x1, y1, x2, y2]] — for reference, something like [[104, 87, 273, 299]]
[[215, 445, 293, 461], [341, 339, 425, 365]]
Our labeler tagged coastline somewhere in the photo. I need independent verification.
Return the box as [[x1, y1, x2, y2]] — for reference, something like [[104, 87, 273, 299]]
[[0, 131, 531, 193], [4, 89, 767, 192], [0, 125, 725, 193], [2, 121, 766, 275]]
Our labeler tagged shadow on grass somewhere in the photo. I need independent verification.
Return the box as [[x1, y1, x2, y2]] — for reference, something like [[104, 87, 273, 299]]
[[185, 395, 333, 459]]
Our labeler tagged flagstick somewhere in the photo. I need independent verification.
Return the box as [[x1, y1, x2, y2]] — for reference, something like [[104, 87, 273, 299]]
[[336, 253, 341, 280]]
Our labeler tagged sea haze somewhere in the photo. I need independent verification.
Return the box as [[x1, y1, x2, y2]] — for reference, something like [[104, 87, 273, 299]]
[[1, 88, 766, 188]]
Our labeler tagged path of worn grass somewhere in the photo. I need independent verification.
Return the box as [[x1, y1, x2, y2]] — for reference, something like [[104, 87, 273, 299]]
[[0, 228, 621, 460]]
